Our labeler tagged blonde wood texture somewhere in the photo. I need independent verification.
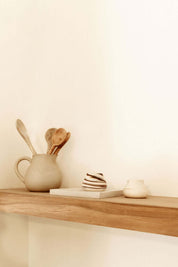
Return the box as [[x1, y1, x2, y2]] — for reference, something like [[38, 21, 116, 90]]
[[0, 188, 178, 237], [16, 119, 37, 155], [48, 128, 67, 155], [54, 132, 71, 156], [45, 128, 57, 153]]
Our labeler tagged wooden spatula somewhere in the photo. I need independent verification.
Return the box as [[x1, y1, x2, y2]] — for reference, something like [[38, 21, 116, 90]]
[[54, 132, 71, 156], [48, 128, 67, 155], [45, 128, 57, 153], [16, 119, 37, 155]]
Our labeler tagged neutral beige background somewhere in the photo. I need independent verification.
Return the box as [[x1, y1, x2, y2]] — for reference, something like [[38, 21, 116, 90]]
[[0, 0, 178, 266]]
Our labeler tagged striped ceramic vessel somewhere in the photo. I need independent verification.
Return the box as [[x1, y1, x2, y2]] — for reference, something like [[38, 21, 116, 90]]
[[82, 172, 107, 191]]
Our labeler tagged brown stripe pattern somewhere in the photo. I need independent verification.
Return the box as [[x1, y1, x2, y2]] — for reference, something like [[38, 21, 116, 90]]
[[82, 172, 107, 191]]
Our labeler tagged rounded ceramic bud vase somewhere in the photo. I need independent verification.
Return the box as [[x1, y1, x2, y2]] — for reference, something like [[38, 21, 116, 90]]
[[123, 179, 148, 198], [14, 154, 62, 192]]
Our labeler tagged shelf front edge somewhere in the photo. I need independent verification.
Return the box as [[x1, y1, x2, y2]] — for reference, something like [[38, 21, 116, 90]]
[[0, 189, 178, 237]]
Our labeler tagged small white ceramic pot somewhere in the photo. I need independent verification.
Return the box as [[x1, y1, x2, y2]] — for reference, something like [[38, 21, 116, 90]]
[[123, 179, 148, 198]]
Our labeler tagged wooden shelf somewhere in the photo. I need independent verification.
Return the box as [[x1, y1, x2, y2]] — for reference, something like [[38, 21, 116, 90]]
[[0, 188, 178, 237]]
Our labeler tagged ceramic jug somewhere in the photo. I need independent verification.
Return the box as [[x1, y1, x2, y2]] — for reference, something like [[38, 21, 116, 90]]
[[15, 154, 62, 192], [123, 179, 148, 198]]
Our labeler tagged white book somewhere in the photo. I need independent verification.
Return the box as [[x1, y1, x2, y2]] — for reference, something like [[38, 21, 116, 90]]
[[50, 187, 123, 199]]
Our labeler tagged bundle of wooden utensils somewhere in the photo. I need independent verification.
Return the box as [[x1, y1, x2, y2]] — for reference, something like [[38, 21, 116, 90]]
[[16, 119, 71, 156], [45, 128, 71, 155]]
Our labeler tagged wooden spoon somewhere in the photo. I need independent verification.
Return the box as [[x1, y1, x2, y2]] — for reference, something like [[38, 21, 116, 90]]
[[54, 132, 71, 156], [48, 128, 67, 155], [45, 128, 57, 153], [16, 119, 37, 155]]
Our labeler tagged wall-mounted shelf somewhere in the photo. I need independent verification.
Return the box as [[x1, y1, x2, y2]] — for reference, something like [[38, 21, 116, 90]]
[[0, 188, 178, 237]]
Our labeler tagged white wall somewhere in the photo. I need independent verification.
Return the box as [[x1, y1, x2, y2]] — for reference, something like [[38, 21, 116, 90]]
[[0, 213, 28, 267], [0, 1, 31, 266], [0, 0, 178, 266]]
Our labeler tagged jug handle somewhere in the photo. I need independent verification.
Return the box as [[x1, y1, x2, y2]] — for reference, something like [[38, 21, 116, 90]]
[[14, 156, 32, 184]]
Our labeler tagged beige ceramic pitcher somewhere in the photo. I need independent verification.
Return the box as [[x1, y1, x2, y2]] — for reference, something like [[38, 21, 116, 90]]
[[15, 154, 62, 192]]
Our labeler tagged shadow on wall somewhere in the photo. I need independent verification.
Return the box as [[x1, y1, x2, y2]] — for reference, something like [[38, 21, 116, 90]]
[[29, 216, 112, 267], [56, 140, 91, 188], [0, 213, 28, 267], [28, 215, 178, 267]]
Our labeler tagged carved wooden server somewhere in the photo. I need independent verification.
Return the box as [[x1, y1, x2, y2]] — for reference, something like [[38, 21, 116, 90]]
[[0, 189, 178, 237]]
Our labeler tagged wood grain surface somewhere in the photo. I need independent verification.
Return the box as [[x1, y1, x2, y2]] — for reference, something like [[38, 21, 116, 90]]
[[0, 188, 178, 237]]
